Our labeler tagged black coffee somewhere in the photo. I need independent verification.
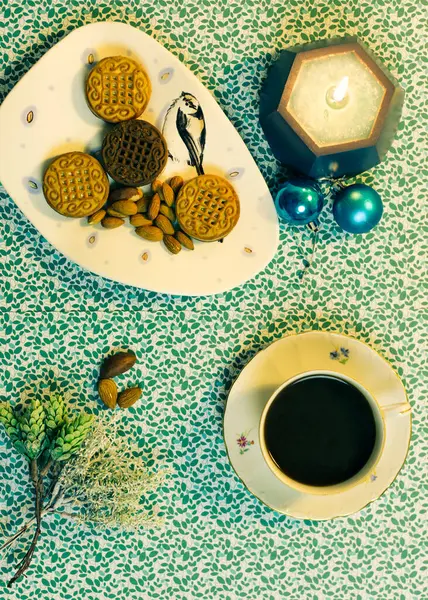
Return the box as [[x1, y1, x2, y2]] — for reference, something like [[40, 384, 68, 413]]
[[264, 375, 377, 487]]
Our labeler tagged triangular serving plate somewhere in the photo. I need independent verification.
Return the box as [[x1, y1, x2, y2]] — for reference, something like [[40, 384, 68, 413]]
[[0, 22, 278, 296]]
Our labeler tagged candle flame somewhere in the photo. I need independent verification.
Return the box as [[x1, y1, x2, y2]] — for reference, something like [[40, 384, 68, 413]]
[[333, 76, 349, 103]]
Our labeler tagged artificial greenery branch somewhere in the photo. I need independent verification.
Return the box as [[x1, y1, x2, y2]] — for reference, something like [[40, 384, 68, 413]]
[[0, 397, 170, 586], [0, 395, 94, 586]]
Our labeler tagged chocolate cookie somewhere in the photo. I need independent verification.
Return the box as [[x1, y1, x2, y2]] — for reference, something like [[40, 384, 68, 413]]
[[176, 174, 240, 242], [102, 120, 168, 186], [86, 56, 151, 123], [43, 152, 109, 218]]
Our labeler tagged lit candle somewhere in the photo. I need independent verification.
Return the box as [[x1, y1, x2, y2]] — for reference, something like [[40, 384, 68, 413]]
[[260, 37, 404, 178], [326, 76, 349, 109], [285, 53, 386, 148]]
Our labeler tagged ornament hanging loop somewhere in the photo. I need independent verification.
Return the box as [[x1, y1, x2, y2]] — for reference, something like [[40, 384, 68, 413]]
[[316, 175, 348, 203], [306, 221, 319, 233]]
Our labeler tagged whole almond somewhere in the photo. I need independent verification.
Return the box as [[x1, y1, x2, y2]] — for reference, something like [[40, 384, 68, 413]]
[[106, 206, 125, 219], [155, 214, 175, 235], [148, 193, 161, 220], [176, 230, 194, 250], [135, 225, 164, 242], [107, 206, 125, 217], [163, 234, 182, 254], [111, 200, 138, 216], [98, 379, 118, 409], [118, 387, 142, 409], [100, 351, 136, 378], [109, 187, 143, 202], [136, 197, 150, 213], [130, 214, 152, 227], [87, 209, 106, 225], [169, 176, 184, 194], [102, 216, 125, 229], [160, 183, 175, 207], [160, 204, 175, 222], [152, 179, 162, 193]]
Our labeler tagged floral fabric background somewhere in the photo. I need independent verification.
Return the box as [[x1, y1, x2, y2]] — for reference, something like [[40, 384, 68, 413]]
[[0, 0, 426, 598]]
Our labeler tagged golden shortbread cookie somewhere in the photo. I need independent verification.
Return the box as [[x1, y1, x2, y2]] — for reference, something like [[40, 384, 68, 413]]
[[43, 152, 109, 218], [86, 56, 151, 123], [175, 174, 240, 242]]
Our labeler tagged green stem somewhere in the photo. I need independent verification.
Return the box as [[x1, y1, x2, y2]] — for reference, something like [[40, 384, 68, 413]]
[[42, 464, 61, 506], [0, 500, 60, 553], [40, 457, 53, 478], [7, 460, 44, 587], [0, 518, 36, 552]]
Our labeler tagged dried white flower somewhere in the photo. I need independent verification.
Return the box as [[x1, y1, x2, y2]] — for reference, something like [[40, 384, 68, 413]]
[[55, 415, 171, 529]]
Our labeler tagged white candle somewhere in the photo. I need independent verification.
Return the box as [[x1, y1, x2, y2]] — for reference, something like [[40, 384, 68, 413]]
[[286, 51, 387, 147]]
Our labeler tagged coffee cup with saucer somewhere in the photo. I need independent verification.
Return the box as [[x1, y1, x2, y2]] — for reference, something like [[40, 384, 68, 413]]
[[223, 331, 411, 520]]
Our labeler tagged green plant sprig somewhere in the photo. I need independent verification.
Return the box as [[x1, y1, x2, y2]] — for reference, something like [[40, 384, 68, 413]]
[[0, 396, 170, 587], [0, 395, 94, 587]]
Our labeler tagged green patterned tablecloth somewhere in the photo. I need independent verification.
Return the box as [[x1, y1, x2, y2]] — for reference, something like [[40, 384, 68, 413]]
[[0, 1, 426, 598]]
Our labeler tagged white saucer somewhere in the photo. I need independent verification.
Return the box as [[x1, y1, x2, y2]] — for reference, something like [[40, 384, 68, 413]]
[[223, 331, 411, 520]]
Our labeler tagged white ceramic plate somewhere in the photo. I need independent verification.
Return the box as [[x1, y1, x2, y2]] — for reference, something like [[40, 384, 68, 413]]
[[224, 331, 411, 520], [0, 22, 278, 296]]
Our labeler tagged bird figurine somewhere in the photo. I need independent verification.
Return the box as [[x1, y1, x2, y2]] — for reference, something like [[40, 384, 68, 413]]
[[162, 92, 206, 175]]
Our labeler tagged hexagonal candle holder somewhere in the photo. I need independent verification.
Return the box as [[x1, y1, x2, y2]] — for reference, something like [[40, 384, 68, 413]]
[[260, 37, 404, 178]]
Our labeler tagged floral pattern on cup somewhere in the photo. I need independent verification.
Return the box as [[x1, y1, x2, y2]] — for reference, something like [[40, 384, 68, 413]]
[[237, 432, 254, 455], [330, 347, 350, 364]]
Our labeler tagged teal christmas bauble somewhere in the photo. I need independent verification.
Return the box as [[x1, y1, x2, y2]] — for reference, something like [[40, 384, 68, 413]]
[[333, 184, 383, 234], [275, 179, 324, 225]]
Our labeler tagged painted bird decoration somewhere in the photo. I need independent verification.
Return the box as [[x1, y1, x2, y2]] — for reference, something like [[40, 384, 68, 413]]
[[162, 92, 206, 175]]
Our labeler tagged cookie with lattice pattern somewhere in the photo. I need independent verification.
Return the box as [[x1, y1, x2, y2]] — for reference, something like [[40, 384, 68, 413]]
[[102, 119, 168, 186], [176, 174, 240, 242], [86, 56, 151, 123], [43, 152, 109, 218]]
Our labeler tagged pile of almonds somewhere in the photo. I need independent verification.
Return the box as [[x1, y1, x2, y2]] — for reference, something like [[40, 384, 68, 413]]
[[87, 176, 194, 255], [98, 350, 142, 410]]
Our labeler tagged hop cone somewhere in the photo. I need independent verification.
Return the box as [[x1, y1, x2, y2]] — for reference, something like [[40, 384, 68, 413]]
[[0, 402, 28, 456], [0, 402, 20, 441], [19, 399, 47, 459], [51, 412, 94, 462], [45, 394, 67, 433]]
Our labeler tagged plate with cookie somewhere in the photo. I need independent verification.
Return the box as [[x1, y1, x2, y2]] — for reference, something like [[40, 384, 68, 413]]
[[0, 22, 278, 296]]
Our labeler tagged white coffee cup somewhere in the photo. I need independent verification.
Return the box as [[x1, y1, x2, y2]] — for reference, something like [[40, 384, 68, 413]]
[[259, 370, 386, 495]]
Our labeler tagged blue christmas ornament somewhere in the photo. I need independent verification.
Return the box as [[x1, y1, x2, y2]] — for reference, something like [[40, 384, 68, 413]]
[[333, 183, 383, 234], [275, 178, 324, 225]]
